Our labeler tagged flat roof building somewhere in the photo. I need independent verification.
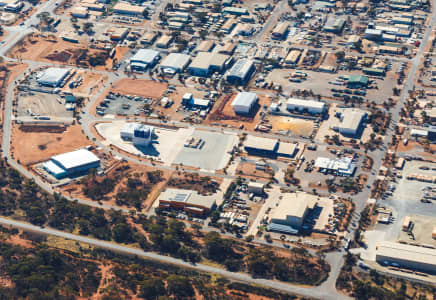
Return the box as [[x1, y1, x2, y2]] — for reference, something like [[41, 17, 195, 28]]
[[269, 192, 317, 233], [225, 59, 255, 85], [376, 241, 436, 273], [113, 2, 145, 15], [324, 17, 345, 33], [155, 34, 172, 48], [347, 75, 369, 88], [231, 92, 258, 114], [188, 52, 231, 76], [315, 157, 356, 176], [37, 67, 71, 87], [160, 53, 191, 73], [286, 98, 326, 114], [194, 40, 215, 53], [158, 188, 216, 216], [43, 149, 100, 179], [333, 108, 367, 136], [140, 32, 157, 45], [130, 49, 160, 71], [284, 50, 301, 65], [244, 135, 278, 156], [272, 22, 289, 39], [133, 124, 154, 147]]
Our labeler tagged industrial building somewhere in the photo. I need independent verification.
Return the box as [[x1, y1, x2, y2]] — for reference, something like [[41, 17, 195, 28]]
[[157, 188, 216, 216], [268, 192, 317, 234], [284, 50, 301, 65], [376, 241, 436, 273], [225, 59, 255, 85], [324, 17, 345, 33], [286, 98, 326, 114], [132, 124, 154, 147], [347, 75, 369, 88], [155, 35, 172, 48], [188, 52, 231, 76], [182, 93, 211, 110], [271, 22, 289, 39], [140, 32, 157, 45], [276, 142, 298, 158], [333, 108, 367, 136], [160, 53, 190, 73], [315, 157, 356, 176], [244, 135, 278, 156], [194, 40, 215, 53], [130, 49, 160, 71], [43, 149, 100, 179], [231, 92, 258, 114], [247, 182, 264, 195], [36, 68, 71, 87], [112, 2, 145, 15]]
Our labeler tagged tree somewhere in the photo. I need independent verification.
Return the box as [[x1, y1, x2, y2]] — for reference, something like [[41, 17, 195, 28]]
[[166, 275, 194, 298], [335, 51, 345, 62], [140, 278, 166, 298], [82, 22, 94, 34]]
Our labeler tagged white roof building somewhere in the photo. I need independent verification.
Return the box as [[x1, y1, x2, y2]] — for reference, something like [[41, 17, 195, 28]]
[[333, 108, 367, 136], [160, 53, 191, 72], [231, 92, 258, 114], [37, 68, 71, 87], [315, 157, 356, 176], [51, 149, 100, 171], [286, 98, 326, 114], [130, 49, 160, 70]]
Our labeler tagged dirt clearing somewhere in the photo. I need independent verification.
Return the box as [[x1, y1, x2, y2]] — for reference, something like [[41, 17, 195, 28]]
[[11, 124, 90, 165], [111, 78, 167, 98]]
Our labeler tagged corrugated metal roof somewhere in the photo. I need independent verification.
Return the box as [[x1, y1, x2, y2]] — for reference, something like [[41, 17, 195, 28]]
[[231, 92, 257, 108], [51, 149, 99, 170]]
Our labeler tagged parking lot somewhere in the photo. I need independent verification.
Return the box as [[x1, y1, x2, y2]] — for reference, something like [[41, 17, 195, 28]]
[[96, 92, 153, 117]]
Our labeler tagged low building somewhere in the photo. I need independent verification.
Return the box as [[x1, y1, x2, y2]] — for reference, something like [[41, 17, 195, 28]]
[[130, 49, 160, 71], [157, 188, 216, 216], [43, 149, 100, 179], [268, 192, 317, 233], [107, 27, 129, 41], [215, 42, 237, 55], [347, 75, 369, 88], [364, 28, 382, 40], [315, 157, 356, 176], [223, 6, 248, 15], [194, 40, 215, 53], [121, 122, 141, 140], [346, 35, 361, 48], [286, 98, 326, 114], [181, 93, 211, 109], [333, 108, 367, 136], [221, 18, 236, 33], [36, 68, 71, 87], [244, 135, 278, 156], [284, 50, 301, 65], [376, 241, 436, 273], [132, 124, 154, 147], [247, 182, 264, 195], [231, 92, 258, 114], [324, 17, 345, 33], [271, 22, 289, 39], [155, 34, 172, 48], [112, 2, 145, 15], [276, 142, 298, 158], [188, 52, 231, 76], [160, 53, 191, 73], [4, 1, 22, 12], [140, 32, 157, 45], [225, 59, 255, 85], [71, 6, 89, 18]]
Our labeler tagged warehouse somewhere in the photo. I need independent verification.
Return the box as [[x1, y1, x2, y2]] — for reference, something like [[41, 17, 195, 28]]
[[71, 6, 88, 18], [324, 17, 345, 33], [276, 142, 298, 158], [160, 53, 190, 73], [244, 135, 278, 156], [231, 91, 258, 114], [158, 188, 216, 216], [284, 50, 301, 65], [247, 182, 264, 195], [225, 59, 255, 85], [121, 122, 141, 140], [43, 149, 100, 179], [223, 6, 248, 15], [194, 40, 215, 53], [376, 241, 436, 273], [188, 52, 231, 76], [268, 192, 317, 233], [346, 75, 369, 88], [112, 2, 145, 15], [130, 49, 160, 71], [315, 157, 356, 176], [271, 22, 289, 39], [333, 108, 367, 136], [140, 32, 157, 45], [155, 34, 172, 48], [286, 98, 326, 114], [37, 67, 71, 87]]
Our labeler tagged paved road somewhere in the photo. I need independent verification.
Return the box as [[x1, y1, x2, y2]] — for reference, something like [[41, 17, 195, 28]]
[[0, 216, 351, 300]]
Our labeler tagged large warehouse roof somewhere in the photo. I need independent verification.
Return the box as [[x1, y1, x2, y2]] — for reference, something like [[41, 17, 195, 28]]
[[244, 135, 278, 152], [231, 92, 257, 108], [160, 53, 190, 70], [227, 59, 254, 78], [287, 98, 326, 110], [158, 188, 216, 210], [376, 241, 436, 268], [271, 192, 317, 220], [51, 149, 100, 170], [37, 68, 71, 84], [131, 49, 160, 64], [338, 109, 366, 131], [189, 52, 229, 70]]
